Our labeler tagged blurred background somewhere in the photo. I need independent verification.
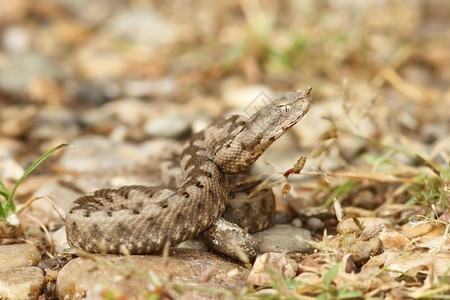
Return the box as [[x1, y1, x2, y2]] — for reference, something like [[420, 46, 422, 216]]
[[0, 0, 448, 176]]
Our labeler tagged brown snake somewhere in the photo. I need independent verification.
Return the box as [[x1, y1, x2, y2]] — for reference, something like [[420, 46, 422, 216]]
[[65, 87, 312, 258]]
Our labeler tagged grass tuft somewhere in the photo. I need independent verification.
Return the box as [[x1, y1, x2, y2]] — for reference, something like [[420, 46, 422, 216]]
[[0, 143, 68, 224]]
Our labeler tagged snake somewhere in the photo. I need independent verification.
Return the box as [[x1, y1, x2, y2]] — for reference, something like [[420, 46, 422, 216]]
[[65, 87, 312, 260]]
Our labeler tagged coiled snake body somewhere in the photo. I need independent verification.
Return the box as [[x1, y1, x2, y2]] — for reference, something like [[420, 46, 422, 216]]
[[65, 88, 312, 257]]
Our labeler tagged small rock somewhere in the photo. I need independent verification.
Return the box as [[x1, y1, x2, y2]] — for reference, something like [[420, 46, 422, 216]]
[[252, 224, 312, 254], [347, 236, 383, 266], [29, 182, 81, 227], [0, 52, 58, 93], [336, 217, 391, 234], [328, 232, 384, 266], [104, 9, 181, 45], [51, 226, 70, 254], [0, 266, 44, 300], [294, 205, 332, 219], [401, 222, 440, 239], [352, 190, 378, 210], [59, 135, 147, 172], [0, 243, 41, 272], [222, 84, 274, 111], [144, 113, 191, 138], [2, 25, 30, 52], [248, 252, 298, 286], [0, 152, 24, 181], [29, 106, 79, 140], [123, 77, 176, 97], [343, 206, 375, 218], [306, 217, 325, 232], [81, 98, 155, 128], [56, 249, 249, 299], [75, 45, 127, 79], [0, 105, 38, 138], [73, 80, 110, 106], [294, 272, 321, 285], [139, 138, 176, 157]]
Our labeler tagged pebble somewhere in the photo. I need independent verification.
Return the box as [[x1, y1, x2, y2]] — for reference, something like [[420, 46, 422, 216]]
[[51, 226, 70, 254], [0, 266, 44, 300], [59, 135, 147, 172], [352, 189, 378, 210], [222, 84, 274, 111], [0, 243, 41, 272], [104, 9, 180, 46], [123, 76, 176, 97], [139, 138, 177, 157], [328, 230, 384, 266], [29, 182, 81, 227], [336, 217, 391, 234], [0, 152, 24, 181], [144, 112, 192, 138], [252, 224, 312, 254], [73, 80, 110, 106], [346, 235, 383, 266], [56, 249, 249, 299], [0, 105, 38, 138], [29, 106, 80, 140], [2, 25, 30, 52], [80, 98, 155, 128], [75, 45, 128, 79], [401, 222, 443, 239], [0, 52, 58, 93]]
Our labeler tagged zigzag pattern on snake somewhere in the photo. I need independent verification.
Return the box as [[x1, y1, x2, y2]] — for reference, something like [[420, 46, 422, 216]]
[[65, 87, 312, 255]]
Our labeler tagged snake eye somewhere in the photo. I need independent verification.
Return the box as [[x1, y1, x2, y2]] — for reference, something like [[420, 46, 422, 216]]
[[279, 104, 292, 113]]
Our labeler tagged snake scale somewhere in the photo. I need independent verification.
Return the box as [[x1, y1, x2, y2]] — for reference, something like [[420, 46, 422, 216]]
[[65, 87, 312, 259]]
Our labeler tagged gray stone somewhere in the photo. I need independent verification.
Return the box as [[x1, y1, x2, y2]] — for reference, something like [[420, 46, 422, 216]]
[[29, 106, 80, 140], [51, 226, 70, 254], [29, 183, 81, 227], [222, 84, 274, 111], [80, 98, 154, 128], [252, 224, 313, 254], [0, 266, 44, 300], [104, 9, 180, 45], [59, 135, 147, 172], [0, 244, 41, 272], [0, 152, 24, 181], [139, 138, 176, 157], [0, 52, 58, 93], [144, 113, 191, 138], [56, 248, 249, 299]]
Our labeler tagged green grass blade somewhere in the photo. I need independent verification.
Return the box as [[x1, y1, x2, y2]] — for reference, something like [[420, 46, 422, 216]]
[[323, 263, 340, 289], [0, 184, 9, 219], [0, 201, 5, 219], [0, 180, 9, 198], [324, 180, 355, 207], [0, 189, 9, 200], [7, 143, 68, 212]]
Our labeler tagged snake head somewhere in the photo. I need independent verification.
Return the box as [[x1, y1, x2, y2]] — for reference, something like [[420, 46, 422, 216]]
[[215, 87, 312, 173]]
